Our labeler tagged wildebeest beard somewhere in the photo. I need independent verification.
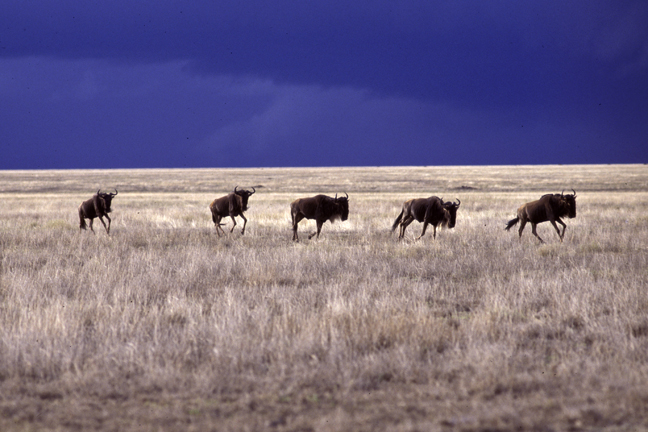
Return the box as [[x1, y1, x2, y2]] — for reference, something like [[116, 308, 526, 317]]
[[329, 213, 345, 223], [564, 198, 576, 218], [438, 212, 451, 228], [332, 202, 349, 222]]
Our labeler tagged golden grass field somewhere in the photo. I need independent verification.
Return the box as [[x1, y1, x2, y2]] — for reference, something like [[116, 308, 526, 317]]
[[1, 164, 647, 431]]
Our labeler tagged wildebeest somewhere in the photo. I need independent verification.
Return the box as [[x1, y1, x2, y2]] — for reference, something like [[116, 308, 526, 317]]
[[290, 193, 349, 241], [505, 190, 577, 243], [78, 189, 118, 234], [209, 186, 256, 236], [391, 196, 461, 241]]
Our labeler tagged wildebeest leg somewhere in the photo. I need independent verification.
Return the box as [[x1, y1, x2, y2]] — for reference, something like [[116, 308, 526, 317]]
[[553, 217, 566, 241], [518, 218, 527, 238], [216, 222, 225, 236], [239, 214, 248, 235], [229, 215, 237, 233], [88, 218, 95, 234], [416, 222, 428, 240], [105, 214, 111, 234], [398, 216, 414, 240], [308, 220, 323, 240], [292, 213, 305, 241], [97, 215, 109, 234], [530, 223, 545, 243], [212, 215, 225, 236]]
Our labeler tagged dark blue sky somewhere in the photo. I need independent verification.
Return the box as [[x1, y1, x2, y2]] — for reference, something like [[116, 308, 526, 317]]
[[1, 1, 646, 169]]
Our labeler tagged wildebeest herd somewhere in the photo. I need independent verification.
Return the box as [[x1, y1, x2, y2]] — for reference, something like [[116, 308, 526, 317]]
[[79, 187, 578, 243]]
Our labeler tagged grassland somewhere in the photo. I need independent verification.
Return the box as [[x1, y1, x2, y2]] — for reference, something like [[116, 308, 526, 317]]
[[1, 164, 647, 431]]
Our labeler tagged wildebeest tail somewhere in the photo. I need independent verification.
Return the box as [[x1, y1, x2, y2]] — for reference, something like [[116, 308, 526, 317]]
[[210, 215, 226, 229], [290, 201, 299, 226], [504, 217, 519, 231], [391, 210, 404, 232], [78, 206, 87, 230]]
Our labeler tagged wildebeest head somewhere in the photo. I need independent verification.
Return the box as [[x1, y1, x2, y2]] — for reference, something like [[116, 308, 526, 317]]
[[97, 189, 118, 213], [333, 192, 350, 222], [441, 198, 461, 228], [560, 189, 577, 219], [233, 185, 255, 211]]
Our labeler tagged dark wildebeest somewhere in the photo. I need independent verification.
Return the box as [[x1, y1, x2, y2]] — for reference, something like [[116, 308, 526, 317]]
[[78, 189, 118, 234], [391, 196, 461, 241], [290, 193, 349, 241], [209, 186, 256, 236], [505, 190, 577, 243]]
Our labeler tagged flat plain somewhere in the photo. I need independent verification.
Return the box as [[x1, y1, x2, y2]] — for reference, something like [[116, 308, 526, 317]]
[[1, 164, 647, 431]]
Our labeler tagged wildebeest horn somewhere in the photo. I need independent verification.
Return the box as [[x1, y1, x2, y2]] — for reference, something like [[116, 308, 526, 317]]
[[111, 189, 118, 196], [572, 188, 576, 197], [335, 193, 338, 200], [344, 192, 349, 200], [97, 189, 101, 194], [234, 185, 240, 193], [456, 198, 461, 207], [250, 187, 256, 195]]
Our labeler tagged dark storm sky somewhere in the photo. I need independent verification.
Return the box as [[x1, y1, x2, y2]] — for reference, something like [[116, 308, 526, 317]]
[[1, 1, 647, 169]]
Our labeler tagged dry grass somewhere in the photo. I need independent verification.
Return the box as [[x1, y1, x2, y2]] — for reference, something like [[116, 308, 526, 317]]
[[1, 165, 647, 431]]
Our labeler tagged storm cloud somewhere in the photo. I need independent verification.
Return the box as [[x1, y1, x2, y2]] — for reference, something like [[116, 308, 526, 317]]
[[1, 0, 646, 168]]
